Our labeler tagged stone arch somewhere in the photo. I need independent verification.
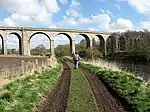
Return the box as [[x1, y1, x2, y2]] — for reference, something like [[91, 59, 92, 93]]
[[29, 32, 51, 56], [95, 35, 105, 54], [106, 36, 116, 54], [7, 32, 22, 55], [133, 37, 138, 52], [74, 33, 90, 59], [133, 37, 142, 52], [56, 33, 72, 41], [118, 36, 126, 51], [29, 32, 51, 41], [127, 37, 134, 52], [0, 34, 4, 54], [55, 33, 73, 54], [78, 34, 90, 48]]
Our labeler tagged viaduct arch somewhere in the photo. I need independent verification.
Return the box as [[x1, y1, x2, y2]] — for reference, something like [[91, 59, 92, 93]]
[[0, 27, 125, 57]]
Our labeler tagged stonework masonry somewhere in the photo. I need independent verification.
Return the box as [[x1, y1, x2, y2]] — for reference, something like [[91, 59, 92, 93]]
[[0, 27, 113, 56]]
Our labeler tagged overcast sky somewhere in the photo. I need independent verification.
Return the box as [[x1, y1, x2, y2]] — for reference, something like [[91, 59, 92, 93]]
[[0, 0, 149, 49]]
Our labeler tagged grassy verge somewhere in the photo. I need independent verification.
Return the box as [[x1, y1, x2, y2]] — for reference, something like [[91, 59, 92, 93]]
[[81, 63, 150, 112], [66, 62, 99, 112], [0, 64, 61, 112]]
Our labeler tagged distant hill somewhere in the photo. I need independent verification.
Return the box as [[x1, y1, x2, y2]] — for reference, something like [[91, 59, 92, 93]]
[[31, 44, 48, 55], [32, 44, 46, 50]]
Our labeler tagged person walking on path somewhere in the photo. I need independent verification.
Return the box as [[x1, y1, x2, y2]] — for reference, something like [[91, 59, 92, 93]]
[[73, 52, 80, 69]]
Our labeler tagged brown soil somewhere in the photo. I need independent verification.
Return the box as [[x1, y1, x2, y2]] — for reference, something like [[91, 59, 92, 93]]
[[80, 67, 128, 112], [37, 61, 71, 112]]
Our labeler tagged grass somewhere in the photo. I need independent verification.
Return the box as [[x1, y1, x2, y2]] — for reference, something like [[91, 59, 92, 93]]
[[66, 61, 99, 112], [65, 56, 135, 76], [81, 63, 150, 112], [0, 64, 61, 112]]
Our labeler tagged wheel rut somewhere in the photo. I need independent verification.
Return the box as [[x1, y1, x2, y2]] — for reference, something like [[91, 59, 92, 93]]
[[80, 67, 128, 112], [37, 59, 129, 112], [37, 61, 71, 112]]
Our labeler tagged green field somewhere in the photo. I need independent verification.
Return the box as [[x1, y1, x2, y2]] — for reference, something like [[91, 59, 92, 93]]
[[0, 64, 61, 112]]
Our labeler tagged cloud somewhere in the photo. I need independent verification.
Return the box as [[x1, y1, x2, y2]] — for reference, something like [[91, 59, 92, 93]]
[[78, 17, 91, 24], [66, 8, 81, 18], [48, 25, 57, 28], [99, 9, 115, 18], [57, 13, 111, 31], [140, 21, 150, 29], [0, 0, 40, 16], [57, 17, 78, 28], [114, 4, 121, 10], [0, 0, 60, 15], [118, 0, 150, 16], [30, 34, 50, 49], [41, 0, 60, 13], [55, 35, 70, 41], [3, 17, 17, 26], [70, 0, 81, 9], [5, 34, 19, 49], [91, 14, 111, 31], [100, 9, 105, 13], [0, 0, 60, 26], [54, 36, 70, 47], [110, 18, 133, 32], [88, 27, 99, 31], [56, 0, 81, 28], [59, 0, 68, 4], [56, 1, 111, 31]]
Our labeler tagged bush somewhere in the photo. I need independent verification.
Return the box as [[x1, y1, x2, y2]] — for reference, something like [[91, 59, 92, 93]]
[[78, 48, 103, 60], [106, 52, 148, 61]]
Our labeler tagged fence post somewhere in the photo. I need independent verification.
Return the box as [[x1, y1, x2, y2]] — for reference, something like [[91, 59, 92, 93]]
[[32, 62, 35, 73], [21, 60, 25, 75], [35, 59, 38, 69], [42, 60, 44, 69]]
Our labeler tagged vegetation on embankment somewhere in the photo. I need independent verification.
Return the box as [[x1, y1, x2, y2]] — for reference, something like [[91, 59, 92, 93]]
[[106, 52, 148, 62], [66, 62, 99, 112], [0, 64, 61, 112], [81, 62, 150, 112]]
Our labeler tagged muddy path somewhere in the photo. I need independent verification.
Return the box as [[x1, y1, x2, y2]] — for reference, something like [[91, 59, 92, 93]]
[[37, 61, 71, 112], [80, 67, 128, 112], [37, 59, 130, 112]]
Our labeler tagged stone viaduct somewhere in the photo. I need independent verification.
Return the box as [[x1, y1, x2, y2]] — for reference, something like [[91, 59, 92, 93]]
[[0, 27, 127, 56]]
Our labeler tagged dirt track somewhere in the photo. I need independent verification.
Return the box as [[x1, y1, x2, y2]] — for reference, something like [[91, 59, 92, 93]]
[[37, 60, 129, 112], [38, 61, 71, 112], [80, 67, 128, 112], [0, 57, 131, 111]]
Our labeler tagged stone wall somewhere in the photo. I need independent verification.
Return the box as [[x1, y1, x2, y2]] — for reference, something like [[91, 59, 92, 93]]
[[0, 56, 57, 79]]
